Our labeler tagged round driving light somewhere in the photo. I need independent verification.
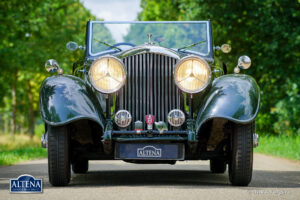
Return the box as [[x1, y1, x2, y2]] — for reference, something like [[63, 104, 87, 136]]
[[114, 110, 132, 128], [174, 56, 211, 93], [168, 109, 185, 127], [89, 56, 126, 94]]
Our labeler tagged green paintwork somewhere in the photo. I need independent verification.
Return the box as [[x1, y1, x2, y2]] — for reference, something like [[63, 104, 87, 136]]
[[39, 75, 105, 128], [195, 74, 260, 133]]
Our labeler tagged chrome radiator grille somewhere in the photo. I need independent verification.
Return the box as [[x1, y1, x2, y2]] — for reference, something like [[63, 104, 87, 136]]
[[117, 53, 183, 129]]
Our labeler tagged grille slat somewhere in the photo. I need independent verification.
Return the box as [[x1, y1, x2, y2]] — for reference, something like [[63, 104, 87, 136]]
[[146, 54, 149, 116], [119, 53, 180, 129], [168, 57, 172, 111], [154, 54, 157, 118], [124, 58, 128, 110], [157, 55, 161, 123], [164, 55, 168, 121], [137, 55, 144, 119], [161, 55, 165, 122], [128, 57, 131, 112], [144, 54, 147, 122]]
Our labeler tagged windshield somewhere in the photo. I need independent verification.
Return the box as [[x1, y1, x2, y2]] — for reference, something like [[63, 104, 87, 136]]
[[89, 21, 211, 56]]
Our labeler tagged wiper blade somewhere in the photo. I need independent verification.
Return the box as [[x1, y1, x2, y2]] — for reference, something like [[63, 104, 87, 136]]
[[93, 38, 122, 51], [178, 40, 206, 51]]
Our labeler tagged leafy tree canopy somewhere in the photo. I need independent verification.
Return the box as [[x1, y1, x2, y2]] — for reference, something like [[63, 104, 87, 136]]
[[139, 0, 300, 136], [0, 0, 96, 136]]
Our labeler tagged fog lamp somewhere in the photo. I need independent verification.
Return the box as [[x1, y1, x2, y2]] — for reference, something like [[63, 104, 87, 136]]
[[167, 109, 185, 127], [114, 110, 132, 128]]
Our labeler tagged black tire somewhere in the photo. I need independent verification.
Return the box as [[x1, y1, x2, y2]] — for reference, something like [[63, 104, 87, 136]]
[[229, 122, 254, 186], [48, 125, 71, 186], [72, 160, 88, 174], [210, 159, 226, 173]]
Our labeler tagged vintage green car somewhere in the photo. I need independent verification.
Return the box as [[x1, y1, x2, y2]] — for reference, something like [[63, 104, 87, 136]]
[[40, 21, 260, 186]]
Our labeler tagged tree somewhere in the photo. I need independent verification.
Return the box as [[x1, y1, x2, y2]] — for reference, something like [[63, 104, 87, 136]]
[[138, 0, 300, 135], [0, 0, 96, 138]]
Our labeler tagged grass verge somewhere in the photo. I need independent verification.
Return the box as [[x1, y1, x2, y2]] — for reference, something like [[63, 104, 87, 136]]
[[254, 134, 300, 160], [0, 134, 47, 166], [0, 133, 299, 166]]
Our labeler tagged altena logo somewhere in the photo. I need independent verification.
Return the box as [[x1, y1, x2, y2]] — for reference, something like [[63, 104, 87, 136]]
[[10, 174, 42, 193], [137, 146, 162, 158]]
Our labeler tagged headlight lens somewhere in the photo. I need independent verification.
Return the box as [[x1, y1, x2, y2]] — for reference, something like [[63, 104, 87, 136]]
[[174, 56, 211, 93], [89, 56, 126, 93]]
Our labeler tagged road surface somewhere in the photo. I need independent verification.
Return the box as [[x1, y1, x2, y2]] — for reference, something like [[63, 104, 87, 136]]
[[0, 154, 299, 200]]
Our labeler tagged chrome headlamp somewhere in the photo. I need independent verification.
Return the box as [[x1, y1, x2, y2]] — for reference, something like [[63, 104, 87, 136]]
[[89, 56, 126, 94], [174, 56, 211, 93]]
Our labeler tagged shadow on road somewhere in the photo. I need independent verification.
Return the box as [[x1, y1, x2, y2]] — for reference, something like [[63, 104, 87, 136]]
[[0, 162, 299, 190], [69, 169, 300, 189], [71, 170, 230, 188]]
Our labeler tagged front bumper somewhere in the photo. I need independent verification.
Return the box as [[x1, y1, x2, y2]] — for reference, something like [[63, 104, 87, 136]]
[[253, 133, 259, 148], [112, 130, 189, 142], [102, 120, 198, 155]]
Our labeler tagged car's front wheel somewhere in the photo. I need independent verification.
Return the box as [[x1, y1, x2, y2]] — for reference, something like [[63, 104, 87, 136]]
[[229, 122, 254, 186], [48, 125, 71, 186]]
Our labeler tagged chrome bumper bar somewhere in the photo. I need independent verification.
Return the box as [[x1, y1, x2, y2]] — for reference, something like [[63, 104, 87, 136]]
[[253, 133, 259, 148], [41, 133, 47, 148]]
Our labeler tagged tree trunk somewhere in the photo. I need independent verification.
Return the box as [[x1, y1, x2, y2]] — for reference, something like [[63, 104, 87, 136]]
[[4, 113, 8, 134], [27, 80, 34, 138], [11, 71, 18, 141]]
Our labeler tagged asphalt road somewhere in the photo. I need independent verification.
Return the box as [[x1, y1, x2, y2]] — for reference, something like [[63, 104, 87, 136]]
[[0, 154, 299, 200]]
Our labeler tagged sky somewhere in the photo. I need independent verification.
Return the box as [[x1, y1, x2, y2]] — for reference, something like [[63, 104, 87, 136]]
[[82, 0, 142, 41]]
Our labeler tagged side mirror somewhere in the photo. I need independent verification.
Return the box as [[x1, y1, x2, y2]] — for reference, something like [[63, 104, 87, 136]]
[[66, 41, 85, 51], [214, 44, 231, 53], [66, 41, 79, 51], [234, 55, 251, 73], [220, 44, 231, 53], [45, 59, 63, 75]]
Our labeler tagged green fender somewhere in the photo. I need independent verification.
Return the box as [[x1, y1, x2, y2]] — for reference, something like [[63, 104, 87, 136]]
[[195, 74, 260, 133], [39, 75, 105, 128]]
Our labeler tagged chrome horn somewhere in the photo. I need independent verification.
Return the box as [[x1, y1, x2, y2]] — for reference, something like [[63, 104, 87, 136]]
[[234, 55, 251, 74], [45, 59, 63, 75]]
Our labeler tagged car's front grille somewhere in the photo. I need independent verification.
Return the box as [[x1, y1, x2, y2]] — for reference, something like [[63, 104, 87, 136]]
[[117, 53, 183, 129]]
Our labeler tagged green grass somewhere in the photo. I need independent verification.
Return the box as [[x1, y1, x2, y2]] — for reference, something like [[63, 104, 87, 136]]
[[254, 134, 300, 160], [0, 133, 299, 166], [0, 134, 47, 166]]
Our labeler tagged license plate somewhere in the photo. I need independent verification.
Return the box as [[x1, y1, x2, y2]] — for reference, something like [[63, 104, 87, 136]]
[[115, 143, 184, 160]]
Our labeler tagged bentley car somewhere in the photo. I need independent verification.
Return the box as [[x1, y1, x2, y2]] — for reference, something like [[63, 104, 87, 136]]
[[40, 21, 260, 186]]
